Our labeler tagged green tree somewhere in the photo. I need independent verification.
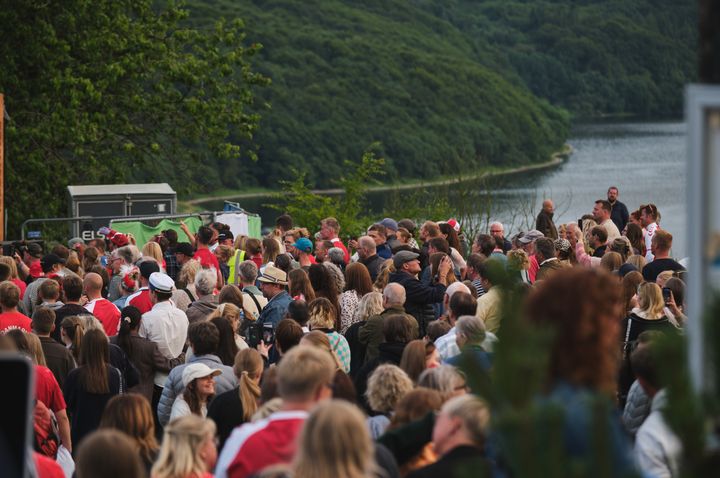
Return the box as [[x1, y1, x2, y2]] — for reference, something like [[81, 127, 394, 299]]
[[0, 0, 269, 235]]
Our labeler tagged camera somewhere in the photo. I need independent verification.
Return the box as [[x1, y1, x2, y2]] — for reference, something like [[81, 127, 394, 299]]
[[246, 322, 275, 348]]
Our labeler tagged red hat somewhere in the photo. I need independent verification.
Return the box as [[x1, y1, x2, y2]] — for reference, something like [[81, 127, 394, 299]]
[[107, 230, 129, 247], [447, 218, 461, 233]]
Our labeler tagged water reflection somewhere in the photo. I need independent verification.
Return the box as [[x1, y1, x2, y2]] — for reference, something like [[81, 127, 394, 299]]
[[201, 121, 687, 257]]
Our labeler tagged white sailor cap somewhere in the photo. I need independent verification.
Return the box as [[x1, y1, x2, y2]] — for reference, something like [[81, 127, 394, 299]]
[[148, 272, 174, 294]]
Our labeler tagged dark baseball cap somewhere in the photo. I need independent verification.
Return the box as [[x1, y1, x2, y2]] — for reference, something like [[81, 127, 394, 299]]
[[175, 242, 195, 257], [139, 260, 161, 279], [40, 254, 65, 273]]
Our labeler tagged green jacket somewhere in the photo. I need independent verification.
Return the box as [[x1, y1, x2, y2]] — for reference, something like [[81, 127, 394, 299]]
[[358, 306, 418, 363]]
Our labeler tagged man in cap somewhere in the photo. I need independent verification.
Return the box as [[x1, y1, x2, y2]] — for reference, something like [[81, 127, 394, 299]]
[[257, 265, 292, 329], [174, 242, 195, 270], [380, 218, 400, 249], [127, 260, 161, 314], [535, 199, 558, 240], [140, 271, 189, 421], [16, 241, 44, 281], [23, 253, 66, 316], [388, 250, 451, 337], [83, 272, 121, 337], [291, 237, 315, 269], [518, 230, 544, 283], [217, 229, 234, 247]]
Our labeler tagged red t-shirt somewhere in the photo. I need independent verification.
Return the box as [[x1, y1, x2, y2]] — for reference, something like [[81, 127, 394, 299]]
[[0, 310, 32, 333], [34, 452, 65, 478], [35, 365, 66, 413], [11, 278, 27, 300], [84, 299, 121, 336], [128, 288, 153, 315], [29, 260, 43, 279], [194, 247, 220, 270]]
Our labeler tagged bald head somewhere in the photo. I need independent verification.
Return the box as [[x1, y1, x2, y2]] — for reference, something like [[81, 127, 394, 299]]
[[83, 272, 103, 299], [542, 199, 554, 214], [358, 235, 377, 259], [383, 283, 406, 308]]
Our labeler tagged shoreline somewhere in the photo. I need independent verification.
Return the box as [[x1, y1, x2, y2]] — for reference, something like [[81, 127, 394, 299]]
[[183, 144, 573, 207]]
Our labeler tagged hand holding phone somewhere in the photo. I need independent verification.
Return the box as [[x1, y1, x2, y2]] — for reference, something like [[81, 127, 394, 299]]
[[662, 287, 673, 305]]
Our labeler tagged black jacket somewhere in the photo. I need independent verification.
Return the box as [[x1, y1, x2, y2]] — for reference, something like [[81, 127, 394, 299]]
[[407, 445, 491, 478], [535, 210, 558, 240], [388, 271, 446, 337], [361, 254, 385, 282], [610, 200, 629, 233], [354, 341, 407, 409]]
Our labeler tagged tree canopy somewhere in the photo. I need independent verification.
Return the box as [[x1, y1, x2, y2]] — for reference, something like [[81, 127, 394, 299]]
[[0, 0, 268, 234]]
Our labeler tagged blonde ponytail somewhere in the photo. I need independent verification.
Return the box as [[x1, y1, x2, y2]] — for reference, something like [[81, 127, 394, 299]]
[[234, 349, 263, 421]]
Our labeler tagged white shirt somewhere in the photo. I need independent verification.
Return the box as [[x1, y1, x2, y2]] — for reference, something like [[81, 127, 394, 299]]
[[170, 396, 206, 421], [635, 389, 681, 478], [139, 300, 189, 386], [601, 218, 621, 243], [644, 222, 658, 262], [435, 326, 498, 361]]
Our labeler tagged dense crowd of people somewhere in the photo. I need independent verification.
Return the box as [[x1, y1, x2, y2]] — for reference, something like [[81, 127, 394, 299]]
[[1, 186, 692, 477]]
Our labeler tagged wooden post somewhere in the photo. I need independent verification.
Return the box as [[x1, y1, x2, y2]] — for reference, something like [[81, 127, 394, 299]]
[[0, 93, 4, 242]]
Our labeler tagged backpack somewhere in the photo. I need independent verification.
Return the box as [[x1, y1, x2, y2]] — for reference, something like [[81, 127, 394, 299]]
[[33, 399, 60, 459]]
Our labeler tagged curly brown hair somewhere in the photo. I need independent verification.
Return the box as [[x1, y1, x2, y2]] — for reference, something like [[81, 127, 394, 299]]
[[525, 267, 622, 396]]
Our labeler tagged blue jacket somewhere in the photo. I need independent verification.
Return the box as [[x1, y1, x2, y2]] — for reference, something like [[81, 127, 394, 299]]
[[157, 354, 237, 426], [257, 290, 292, 329]]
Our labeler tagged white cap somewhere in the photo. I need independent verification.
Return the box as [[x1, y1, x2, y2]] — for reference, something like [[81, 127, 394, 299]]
[[148, 272, 174, 294], [181, 363, 222, 388]]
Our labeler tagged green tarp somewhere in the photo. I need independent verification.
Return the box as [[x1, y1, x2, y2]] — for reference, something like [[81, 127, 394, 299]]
[[112, 217, 203, 248], [111, 214, 262, 248]]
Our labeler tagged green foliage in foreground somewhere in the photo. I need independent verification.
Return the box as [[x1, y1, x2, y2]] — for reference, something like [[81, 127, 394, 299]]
[[268, 147, 385, 237], [0, 1, 268, 235], [187, 0, 571, 189]]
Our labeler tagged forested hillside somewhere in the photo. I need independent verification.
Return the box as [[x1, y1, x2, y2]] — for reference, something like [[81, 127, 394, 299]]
[[187, 0, 695, 189], [186, 0, 570, 189], [0, 1, 696, 232], [419, 0, 697, 117]]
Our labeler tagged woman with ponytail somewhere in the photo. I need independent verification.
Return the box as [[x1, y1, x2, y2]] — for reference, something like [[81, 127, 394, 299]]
[[60, 315, 85, 363], [109, 305, 185, 403], [207, 348, 263, 449]]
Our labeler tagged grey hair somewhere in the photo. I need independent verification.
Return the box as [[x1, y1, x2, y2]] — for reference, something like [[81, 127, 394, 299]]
[[417, 365, 464, 395], [455, 315, 486, 345], [327, 247, 345, 264], [115, 246, 136, 265], [194, 268, 217, 296], [323, 262, 345, 293], [238, 260, 258, 283], [382, 283, 406, 306], [441, 395, 490, 447], [489, 221, 504, 231]]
